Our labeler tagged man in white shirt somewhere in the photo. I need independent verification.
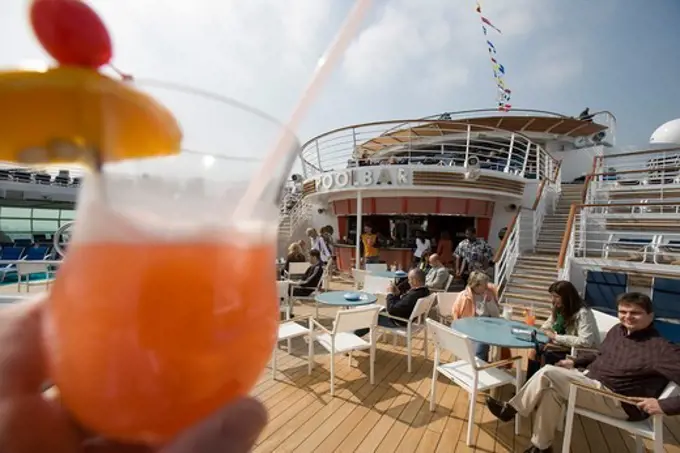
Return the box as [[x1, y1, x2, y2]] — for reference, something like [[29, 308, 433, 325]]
[[306, 228, 331, 264], [413, 230, 431, 266]]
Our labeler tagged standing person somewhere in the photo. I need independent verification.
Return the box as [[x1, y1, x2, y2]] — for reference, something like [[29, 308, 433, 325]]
[[413, 230, 431, 267], [320, 225, 336, 275], [306, 228, 331, 264], [453, 227, 494, 283], [436, 231, 454, 268], [361, 224, 380, 265]]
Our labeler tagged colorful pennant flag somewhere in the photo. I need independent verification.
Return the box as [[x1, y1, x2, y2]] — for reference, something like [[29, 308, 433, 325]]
[[475, 1, 512, 111]]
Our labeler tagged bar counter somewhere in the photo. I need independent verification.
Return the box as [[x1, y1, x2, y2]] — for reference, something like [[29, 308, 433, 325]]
[[334, 243, 413, 272]]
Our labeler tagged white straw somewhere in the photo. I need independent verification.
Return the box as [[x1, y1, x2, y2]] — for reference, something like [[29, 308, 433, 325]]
[[234, 0, 372, 219]]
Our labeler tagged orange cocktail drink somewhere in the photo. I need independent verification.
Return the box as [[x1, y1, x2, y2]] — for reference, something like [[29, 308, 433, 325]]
[[42, 83, 300, 444], [48, 239, 278, 442]]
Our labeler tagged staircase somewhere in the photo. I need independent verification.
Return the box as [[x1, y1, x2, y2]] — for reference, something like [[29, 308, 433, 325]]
[[534, 184, 583, 254], [501, 184, 584, 311]]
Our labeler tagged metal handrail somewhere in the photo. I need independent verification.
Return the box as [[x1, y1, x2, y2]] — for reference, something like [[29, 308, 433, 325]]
[[53, 221, 74, 258], [299, 119, 560, 182], [557, 200, 680, 270]]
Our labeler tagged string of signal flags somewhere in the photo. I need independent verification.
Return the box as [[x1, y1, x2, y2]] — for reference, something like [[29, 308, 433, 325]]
[[475, 1, 512, 112]]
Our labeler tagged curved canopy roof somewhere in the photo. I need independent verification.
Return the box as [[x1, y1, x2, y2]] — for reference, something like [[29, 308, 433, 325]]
[[357, 116, 607, 155]]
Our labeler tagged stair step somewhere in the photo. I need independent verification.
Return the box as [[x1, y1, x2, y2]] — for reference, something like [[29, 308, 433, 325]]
[[513, 265, 559, 276], [517, 254, 559, 262], [510, 273, 556, 282], [503, 292, 553, 304], [505, 282, 552, 292], [536, 240, 564, 245]]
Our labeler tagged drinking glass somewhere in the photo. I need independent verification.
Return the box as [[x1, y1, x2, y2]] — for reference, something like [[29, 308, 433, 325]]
[[43, 82, 299, 444]]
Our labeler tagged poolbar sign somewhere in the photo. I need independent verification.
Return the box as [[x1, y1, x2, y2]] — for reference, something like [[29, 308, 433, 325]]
[[316, 167, 411, 192]]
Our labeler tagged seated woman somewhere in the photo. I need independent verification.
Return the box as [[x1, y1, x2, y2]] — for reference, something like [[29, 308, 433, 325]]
[[451, 271, 500, 361], [527, 280, 600, 379], [281, 242, 306, 278]]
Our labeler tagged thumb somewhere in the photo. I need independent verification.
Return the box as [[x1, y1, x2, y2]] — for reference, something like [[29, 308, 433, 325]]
[[160, 398, 267, 453]]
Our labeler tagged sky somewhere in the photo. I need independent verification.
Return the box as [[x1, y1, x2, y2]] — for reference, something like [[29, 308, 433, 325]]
[[1, 0, 679, 175]]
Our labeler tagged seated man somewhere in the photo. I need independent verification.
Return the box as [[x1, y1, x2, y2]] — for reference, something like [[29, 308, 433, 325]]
[[356, 268, 430, 337], [486, 292, 680, 453], [425, 254, 450, 291], [290, 249, 324, 298]]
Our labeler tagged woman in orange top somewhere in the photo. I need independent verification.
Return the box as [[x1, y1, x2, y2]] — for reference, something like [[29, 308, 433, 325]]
[[436, 231, 453, 267], [451, 271, 500, 361]]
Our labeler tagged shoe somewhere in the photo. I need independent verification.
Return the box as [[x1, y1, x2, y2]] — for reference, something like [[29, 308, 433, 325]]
[[486, 396, 517, 422], [523, 445, 553, 453]]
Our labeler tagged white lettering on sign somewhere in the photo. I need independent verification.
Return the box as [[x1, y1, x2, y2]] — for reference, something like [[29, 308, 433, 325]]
[[316, 167, 411, 192], [397, 168, 408, 184]]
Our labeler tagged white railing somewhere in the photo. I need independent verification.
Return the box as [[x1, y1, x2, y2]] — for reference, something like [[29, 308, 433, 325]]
[[288, 197, 312, 236], [585, 146, 680, 213], [593, 145, 680, 174], [494, 212, 521, 292], [559, 223, 576, 280], [300, 119, 561, 182], [557, 202, 680, 275]]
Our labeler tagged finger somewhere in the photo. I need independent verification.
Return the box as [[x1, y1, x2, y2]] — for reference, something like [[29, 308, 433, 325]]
[[160, 397, 267, 453], [82, 438, 153, 453], [0, 395, 81, 453], [0, 295, 49, 397]]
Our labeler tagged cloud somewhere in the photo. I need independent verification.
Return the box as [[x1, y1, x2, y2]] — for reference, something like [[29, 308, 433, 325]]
[[341, 0, 578, 98], [0, 0, 609, 160]]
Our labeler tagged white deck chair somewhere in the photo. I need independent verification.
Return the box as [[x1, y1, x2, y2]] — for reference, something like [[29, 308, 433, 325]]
[[552, 309, 622, 432], [310, 305, 383, 396], [562, 380, 680, 453], [431, 274, 454, 293], [290, 267, 327, 318], [365, 263, 388, 273], [285, 261, 310, 279], [427, 319, 523, 446], [569, 308, 619, 355], [377, 293, 438, 372], [16, 261, 53, 292], [434, 292, 459, 324], [272, 316, 313, 379], [277, 281, 291, 319], [352, 268, 368, 290], [363, 275, 393, 294]]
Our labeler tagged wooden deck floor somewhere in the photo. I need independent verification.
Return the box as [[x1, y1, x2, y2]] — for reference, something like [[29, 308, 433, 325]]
[[255, 292, 680, 453], [8, 282, 680, 452]]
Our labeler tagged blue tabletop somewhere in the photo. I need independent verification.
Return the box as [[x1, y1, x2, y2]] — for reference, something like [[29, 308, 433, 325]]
[[369, 270, 407, 279], [451, 317, 549, 348], [315, 291, 378, 307]]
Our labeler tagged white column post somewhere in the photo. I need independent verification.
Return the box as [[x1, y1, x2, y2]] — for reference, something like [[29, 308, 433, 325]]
[[355, 190, 363, 270]]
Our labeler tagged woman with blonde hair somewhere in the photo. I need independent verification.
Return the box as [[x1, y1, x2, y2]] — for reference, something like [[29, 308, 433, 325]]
[[451, 270, 501, 361], [281, 242, 306, 277]]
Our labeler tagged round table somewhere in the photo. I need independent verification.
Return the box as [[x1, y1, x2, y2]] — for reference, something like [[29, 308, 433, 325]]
[[315, 290, 378, 308], [451, 317, 549, 348], [369, 270, 407, 279]]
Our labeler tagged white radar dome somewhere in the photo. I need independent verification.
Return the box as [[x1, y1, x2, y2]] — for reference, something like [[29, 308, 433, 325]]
[[650, 118, 680, 145]]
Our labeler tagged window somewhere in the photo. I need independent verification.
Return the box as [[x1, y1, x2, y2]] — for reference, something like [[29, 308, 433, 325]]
[[33, 209, 60, 219], [0, 207, 31, 218], [32, 220, 59, 233], [59, 210, 76, 221], [0, 218, 31, 232]]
